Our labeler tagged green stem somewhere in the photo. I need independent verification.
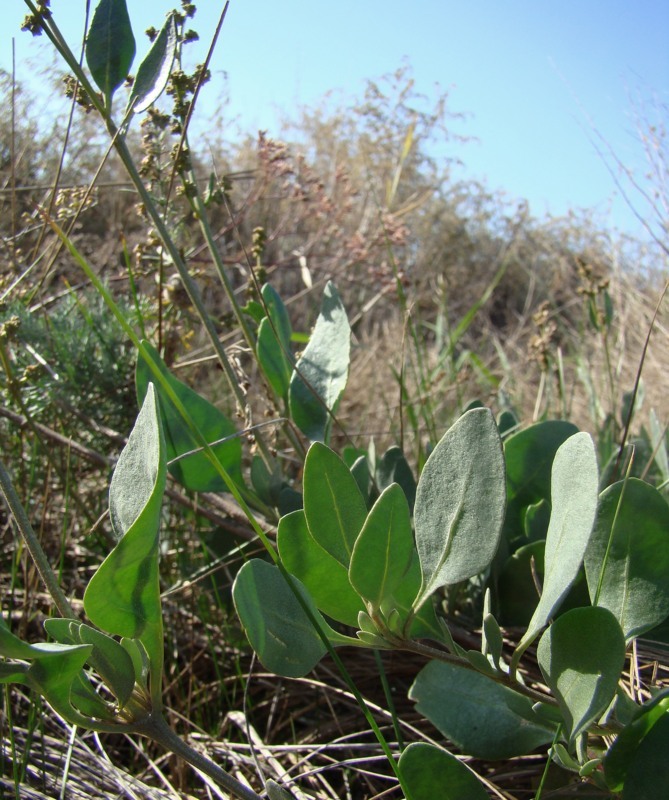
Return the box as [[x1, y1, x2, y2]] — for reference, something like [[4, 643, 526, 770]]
[[374, 650, 404, 751], [137, 713, 265, 800], [398, 635, 622, 736], [602, 333, 617, 421], [188, 181, 256, 352], [613, 277, 669, 480], [398, 636, 555, 707], [189, 182, 306, 465], [534, 725, 562, 800], [183, 178, 277, 468], [23, 0, 274, 465], [41, 225, 273, 528]]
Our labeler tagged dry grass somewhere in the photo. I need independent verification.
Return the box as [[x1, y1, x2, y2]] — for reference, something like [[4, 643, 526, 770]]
[[339, 257, 669, 455], [2, 246, 668, 798], [2, 235, 668, 800], [4, 585, 667, 799], [2, 41, 668, 798]]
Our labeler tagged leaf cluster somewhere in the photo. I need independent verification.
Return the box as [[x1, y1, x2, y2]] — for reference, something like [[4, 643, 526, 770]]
[[2, 2, 668, 799]]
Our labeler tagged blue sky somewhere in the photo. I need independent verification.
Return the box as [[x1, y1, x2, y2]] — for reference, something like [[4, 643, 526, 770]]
[[3, 1, 668, 240]]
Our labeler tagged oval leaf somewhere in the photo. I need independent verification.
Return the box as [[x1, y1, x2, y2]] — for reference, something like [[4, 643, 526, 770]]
[[604, 690, 669, 791], [519, 432, 599, 652], [232, 559, 331, 677], [482, 611, 504, 670], [43, 618, 78, 646], [137, 342, 243, 492], [84, 383, 166, 683], [289, 281, 350, 442], [504, 420, 579, 543], [398, 742, 488, 800], [257, 284, 293, 400], [413, 408, 506, 608], [349, 484, 414, 610], [258, 317, 293, 400], [537, 606, 626, 742], [86, 0, 136, 108], [26, 645, 97, 725], [380, 552, 443, 641], [127, 11, 177, 114], [302, 442, 368, 568], [108, 381, 164, 541], [1, 614, 96, 722], [44, 619, 135, 707], [409, 659, 556, 759], [77, 624, 135, 707], [376, 446, 417, 512], [277, 509, 364, 627], [622, 712, 669, 799], [585, 478, 669, 640], [262, 284, 292, 347]]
